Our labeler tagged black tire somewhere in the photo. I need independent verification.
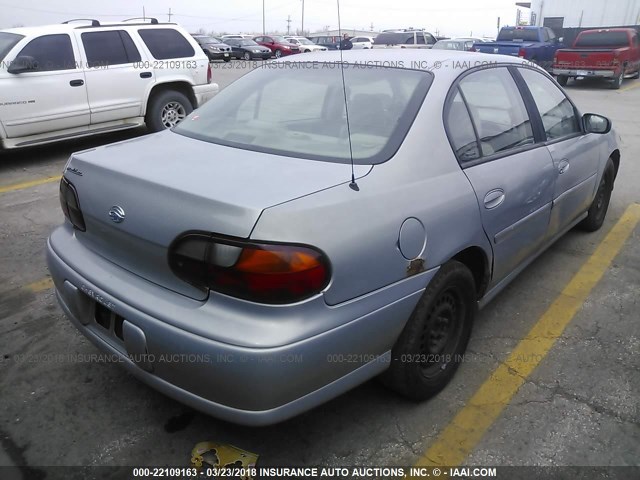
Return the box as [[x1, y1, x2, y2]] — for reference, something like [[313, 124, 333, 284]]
[[274, 49, 282, 58], [632, 69, 640, 79], [145, 90, 193, 132], [223, 57, 231, 62], [557, 75, 569, 86], [380, 260, 476, 400], [243, 51, 252, 61], [611, 71, 624, 89], [579, 159, 615, 232]]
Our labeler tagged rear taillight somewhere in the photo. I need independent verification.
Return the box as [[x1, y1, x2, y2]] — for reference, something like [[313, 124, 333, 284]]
[[169, 233, 330, 304], [207, 63, 212, 84], [59, 177, 86, 231], [518, 48, 526, 58]]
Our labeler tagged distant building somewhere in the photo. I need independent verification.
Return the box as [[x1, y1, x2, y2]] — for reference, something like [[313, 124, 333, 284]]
[[517, 0, 640, 45], [523, 0, 640, 29], [308, 29, 379, 38]]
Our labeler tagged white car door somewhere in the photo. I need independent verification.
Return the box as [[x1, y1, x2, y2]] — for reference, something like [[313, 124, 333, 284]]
[[0, 33, 90, 139], [76, 29, 154, 125]]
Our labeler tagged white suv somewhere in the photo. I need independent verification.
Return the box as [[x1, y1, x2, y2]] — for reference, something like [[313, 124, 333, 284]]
[[0, 18, 218, 149]]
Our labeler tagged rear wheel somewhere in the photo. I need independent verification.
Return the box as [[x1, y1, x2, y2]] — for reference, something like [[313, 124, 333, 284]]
[[579, 159, 615, 232], [557, 75, 568, 86], [380, 261, 476, 400], [146, 90, 192, 132]]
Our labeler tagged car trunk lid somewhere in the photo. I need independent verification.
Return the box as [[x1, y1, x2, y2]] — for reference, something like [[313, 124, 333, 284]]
[[65, 130, 370, 300]]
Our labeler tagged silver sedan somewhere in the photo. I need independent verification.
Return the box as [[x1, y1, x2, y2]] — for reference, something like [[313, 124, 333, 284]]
[[47, 50, 620, 425]]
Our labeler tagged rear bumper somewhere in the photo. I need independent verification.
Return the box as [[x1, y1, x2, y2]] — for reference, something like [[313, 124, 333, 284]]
[[553, 68, 617, 78], [193, 83, 219, 107], [46, 225, 429, 425]]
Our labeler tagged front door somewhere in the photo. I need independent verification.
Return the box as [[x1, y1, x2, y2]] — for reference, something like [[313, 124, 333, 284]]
[[517, 67, 600, 235], [0, 33, 89, 138]]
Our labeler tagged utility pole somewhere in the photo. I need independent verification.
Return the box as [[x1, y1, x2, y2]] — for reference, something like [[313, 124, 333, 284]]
[[168, 8, 172, 22], [370, 22, 374, 32], [143, 6, 146, 20], [301, 0, 305, 35], [287, 15, 292, 35], [263, 0, 266, 35]]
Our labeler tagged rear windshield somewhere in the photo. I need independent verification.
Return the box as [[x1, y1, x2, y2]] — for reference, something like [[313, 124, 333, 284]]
[[374, 32, 412, 45], [575, 31, 629, 47], [174, 63, 432, 164], [0, 32, 24, 61], [497, 29, 539, 42]]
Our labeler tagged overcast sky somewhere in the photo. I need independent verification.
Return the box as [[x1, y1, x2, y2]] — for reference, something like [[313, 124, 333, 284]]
[[0, 0, 521, 37]]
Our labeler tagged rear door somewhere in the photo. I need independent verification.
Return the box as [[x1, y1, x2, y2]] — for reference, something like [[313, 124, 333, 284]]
[[0, 33, 89, 138], [516, 67, 600, 236], [76, 29, 153, 125], [448, 66, 556, 286]]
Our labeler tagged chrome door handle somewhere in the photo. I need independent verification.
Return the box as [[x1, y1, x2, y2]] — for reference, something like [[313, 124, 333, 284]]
[[484, 189, 505, 209], [558, 159, 570, 174]]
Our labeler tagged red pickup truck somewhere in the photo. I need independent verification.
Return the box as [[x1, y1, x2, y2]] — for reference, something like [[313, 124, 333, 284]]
[[552, 28, 640, 89]]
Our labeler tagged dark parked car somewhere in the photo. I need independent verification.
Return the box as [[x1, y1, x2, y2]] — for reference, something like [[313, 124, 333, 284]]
[[191, 34, 232, 62], [224, 38, 272, 60], [253, 35, 300, 58], [309, 35, 342, 50]]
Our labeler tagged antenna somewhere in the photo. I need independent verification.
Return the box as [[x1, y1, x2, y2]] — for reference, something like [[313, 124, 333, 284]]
[[336, 0, 359, 192]]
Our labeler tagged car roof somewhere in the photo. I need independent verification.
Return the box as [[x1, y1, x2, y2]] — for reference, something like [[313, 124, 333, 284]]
[[273, 49, 541, 84], [3, 22, 178, 36]]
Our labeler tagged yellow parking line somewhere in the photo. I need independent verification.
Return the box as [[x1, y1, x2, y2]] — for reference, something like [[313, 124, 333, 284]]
[[413, 203, 640, 470], [619, 81, 640, 92], [26, 277, 54, 293], [0, 175, 61, 194]]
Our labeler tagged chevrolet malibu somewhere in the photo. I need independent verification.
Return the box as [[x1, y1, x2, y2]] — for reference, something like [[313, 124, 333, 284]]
[[47, 50, 620, 426]]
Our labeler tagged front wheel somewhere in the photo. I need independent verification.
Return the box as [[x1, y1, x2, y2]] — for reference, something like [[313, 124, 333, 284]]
[[611, 71, 624, 89], [274, 49, 282, 58], [579, 159, 615, 232], [243, 51, 252, 61], [380, 261, 476, 400], [145, 90, 193, 132]]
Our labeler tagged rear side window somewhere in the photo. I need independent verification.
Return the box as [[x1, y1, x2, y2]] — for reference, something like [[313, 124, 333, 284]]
[[175, 64, 433, 165], [458, 67, 534, 157], [16, 34, 75, 71], [82, 31, 141, 68], [137, 28, 195, 59], [518, 68, 580, 140], [445, 89, 481, 162]]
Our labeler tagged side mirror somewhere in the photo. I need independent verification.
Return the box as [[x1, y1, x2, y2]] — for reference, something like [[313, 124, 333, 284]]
[[7, 56, 38, 74], [583, 113, 611, 134]]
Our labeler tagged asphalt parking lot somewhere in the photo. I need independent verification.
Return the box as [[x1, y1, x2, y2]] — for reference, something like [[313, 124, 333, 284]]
[[1, 62, 639, 478]]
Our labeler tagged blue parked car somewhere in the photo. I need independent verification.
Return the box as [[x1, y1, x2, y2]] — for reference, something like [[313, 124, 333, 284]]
[[473, 26, 563, 69]]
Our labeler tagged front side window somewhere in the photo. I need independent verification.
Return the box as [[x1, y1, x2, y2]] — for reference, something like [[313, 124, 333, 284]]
[[15, 34, 75, 71], [175, 65, 432, 164], [458, 67, 534, 157], [0, 32, 24, 62], [137, 28, 195, 59], [82, 31, 141, 68], [518, 68, 580, 140]]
